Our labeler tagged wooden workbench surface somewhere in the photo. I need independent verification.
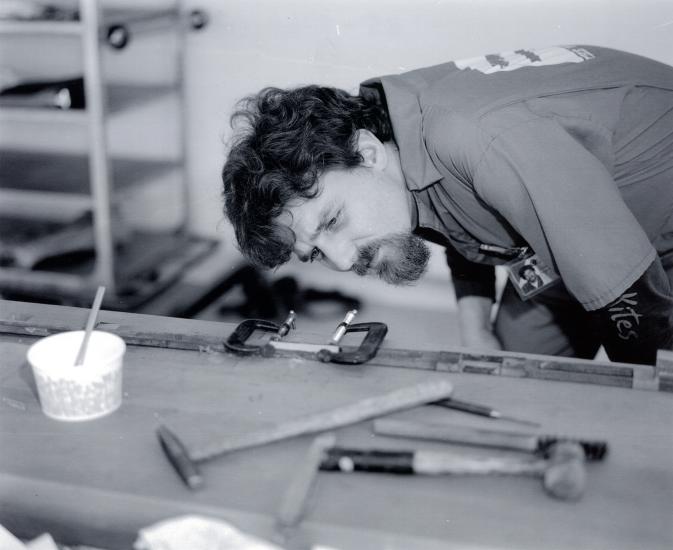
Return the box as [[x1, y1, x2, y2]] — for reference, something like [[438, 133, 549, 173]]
[[1, 300, 672, 549]]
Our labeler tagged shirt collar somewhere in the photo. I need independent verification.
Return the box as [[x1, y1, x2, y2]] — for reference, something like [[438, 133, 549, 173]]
[[360, 75, 442, 192]]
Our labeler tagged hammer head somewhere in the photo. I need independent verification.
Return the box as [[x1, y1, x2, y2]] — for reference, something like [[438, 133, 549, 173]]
[[542, 442, 587, 501], [157, 425, 203, 490]]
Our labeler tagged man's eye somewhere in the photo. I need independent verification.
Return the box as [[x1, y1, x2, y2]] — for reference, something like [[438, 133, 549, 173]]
[[309, 247, 322, 262]]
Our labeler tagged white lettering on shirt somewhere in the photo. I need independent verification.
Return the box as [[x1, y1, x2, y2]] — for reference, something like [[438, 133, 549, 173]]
[[608, 292, 642, 340], [454, 46, 592, 74]]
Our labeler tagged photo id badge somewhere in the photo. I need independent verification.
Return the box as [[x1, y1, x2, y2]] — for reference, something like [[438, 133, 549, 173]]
[[506, 253, 560, 300]]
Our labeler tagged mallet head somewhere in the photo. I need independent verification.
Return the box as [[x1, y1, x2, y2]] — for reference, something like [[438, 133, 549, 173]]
[[542, 441, 587, 501]]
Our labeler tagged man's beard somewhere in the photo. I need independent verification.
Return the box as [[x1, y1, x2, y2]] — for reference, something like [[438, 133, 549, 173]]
[[351, 233, 430, 285]]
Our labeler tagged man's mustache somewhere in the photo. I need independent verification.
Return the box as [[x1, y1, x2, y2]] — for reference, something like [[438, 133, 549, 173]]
[[351, 242, 378, 276]]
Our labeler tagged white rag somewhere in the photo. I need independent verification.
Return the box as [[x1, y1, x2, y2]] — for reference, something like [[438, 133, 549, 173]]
[[134, 515, 285, 550], [0, 525, 58, 550]]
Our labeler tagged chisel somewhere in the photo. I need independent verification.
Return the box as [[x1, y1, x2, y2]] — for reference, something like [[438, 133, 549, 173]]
[[431, 397, 539, 427]]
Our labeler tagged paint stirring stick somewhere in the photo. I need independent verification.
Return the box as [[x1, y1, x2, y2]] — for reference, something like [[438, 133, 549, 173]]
[[74, 286, 106, 366]]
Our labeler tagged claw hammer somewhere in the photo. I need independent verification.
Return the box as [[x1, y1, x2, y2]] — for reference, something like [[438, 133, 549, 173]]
[[157, 378, 455, 489]]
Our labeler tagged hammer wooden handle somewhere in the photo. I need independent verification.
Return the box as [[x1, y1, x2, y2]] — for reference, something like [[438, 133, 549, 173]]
[[190, 379, 454, 461], [321, 447, 546, 476], [413, 451, 545, 476], [276, 433, 337, 528], [374, 418, 539, 452]]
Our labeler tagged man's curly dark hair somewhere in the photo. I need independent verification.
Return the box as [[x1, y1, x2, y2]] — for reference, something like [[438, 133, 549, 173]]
[[519, 264, 538, 279], [221, 85, 393, 268]]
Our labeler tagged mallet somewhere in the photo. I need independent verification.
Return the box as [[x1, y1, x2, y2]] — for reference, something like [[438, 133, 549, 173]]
[[320, 441, 587, 501], [158, 378, 454, 489]]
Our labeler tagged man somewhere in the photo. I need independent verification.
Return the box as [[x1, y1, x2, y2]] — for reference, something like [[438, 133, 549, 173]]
[[222, 45, 673, 365], [518, 264, 544, 296]]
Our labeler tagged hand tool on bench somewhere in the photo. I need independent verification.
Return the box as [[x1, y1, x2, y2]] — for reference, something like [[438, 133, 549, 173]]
[[265, 309, 358, 359], [315, 312, 388, 364], [276, 432, 337, 529], [225, 309, 388, 364], [224, 310, 297, 355], [430, 397, 540, 427], [319, 440, 587, 501], [157, 378, 454, 489], [373, 418, 608, 460]]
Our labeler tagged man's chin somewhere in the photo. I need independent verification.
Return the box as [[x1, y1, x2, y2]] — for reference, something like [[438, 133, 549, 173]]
[[355, 257, 427, 285], [376, 264, 427, 285], [351, 233, 431, 284]]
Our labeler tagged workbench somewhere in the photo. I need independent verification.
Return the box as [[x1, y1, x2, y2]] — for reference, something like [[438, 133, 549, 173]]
[[1, 299, 672, 549]]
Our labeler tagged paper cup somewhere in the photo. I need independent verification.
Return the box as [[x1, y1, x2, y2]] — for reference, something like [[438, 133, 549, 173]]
[[27, 330, 126, 421]]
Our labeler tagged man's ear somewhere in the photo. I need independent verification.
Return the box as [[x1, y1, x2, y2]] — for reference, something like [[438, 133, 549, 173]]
[[356, 129, 387, 170]]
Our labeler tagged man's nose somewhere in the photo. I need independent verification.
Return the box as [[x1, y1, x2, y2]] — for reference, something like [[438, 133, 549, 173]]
[[318, 238, 357, 271]]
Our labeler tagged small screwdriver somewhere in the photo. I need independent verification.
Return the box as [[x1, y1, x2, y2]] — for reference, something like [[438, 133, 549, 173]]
[[431, 397, 540, 428]]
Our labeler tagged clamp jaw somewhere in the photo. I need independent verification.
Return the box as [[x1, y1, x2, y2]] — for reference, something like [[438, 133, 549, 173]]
[[224, 319, 280, 354], [316, 322, 388, 364]]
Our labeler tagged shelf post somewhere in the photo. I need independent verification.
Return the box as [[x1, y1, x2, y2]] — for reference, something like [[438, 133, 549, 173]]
[[175, 0, 192, 234], [80, 0, 116, 294]]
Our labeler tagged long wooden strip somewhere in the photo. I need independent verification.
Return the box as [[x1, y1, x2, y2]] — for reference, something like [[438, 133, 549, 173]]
[[0, 299, 664, 391], [189, 379, 454, 461]]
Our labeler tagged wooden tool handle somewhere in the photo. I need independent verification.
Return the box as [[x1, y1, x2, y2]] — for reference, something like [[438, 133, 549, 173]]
[[190, 379, 454, 461], [276, 433, 336, 528], [320, 447, 546, 476], [373, 418, 538, 453], [413, 451, 546, 476]]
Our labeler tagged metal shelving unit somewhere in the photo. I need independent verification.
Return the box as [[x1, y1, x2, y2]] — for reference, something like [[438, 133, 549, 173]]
[[0, 20, 82, 35], [0, 83, 175, 123], [0, 0, 213, 309]]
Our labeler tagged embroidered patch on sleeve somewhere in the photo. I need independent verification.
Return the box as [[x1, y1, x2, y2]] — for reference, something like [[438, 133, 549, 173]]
[[454, 46, 594, 74]]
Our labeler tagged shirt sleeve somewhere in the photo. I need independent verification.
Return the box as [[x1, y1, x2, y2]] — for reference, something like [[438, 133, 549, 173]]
[[471, 112, 655, 311], [592, 256, 673, 365]]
